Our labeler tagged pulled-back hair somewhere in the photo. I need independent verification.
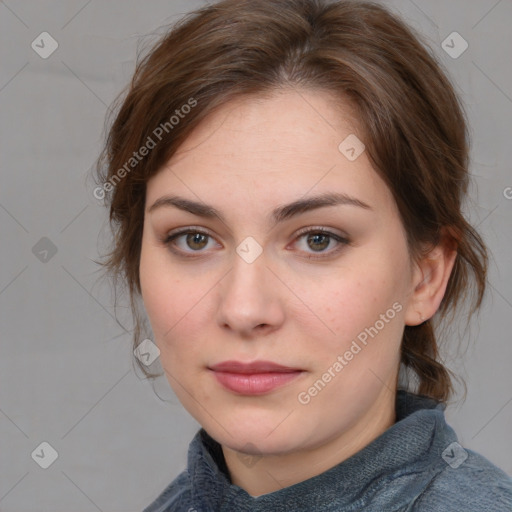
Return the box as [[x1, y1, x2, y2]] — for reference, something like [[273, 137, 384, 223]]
[[95, 0, 488, 403]]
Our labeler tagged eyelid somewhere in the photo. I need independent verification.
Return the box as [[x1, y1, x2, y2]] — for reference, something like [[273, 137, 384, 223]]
[[163, 225, 214, 240], [162, 226, 217, 248], [293, 225, 348, 239]]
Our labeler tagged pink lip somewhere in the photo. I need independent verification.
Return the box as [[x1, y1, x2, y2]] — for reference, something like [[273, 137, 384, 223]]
[[209, 360, 304, 395]]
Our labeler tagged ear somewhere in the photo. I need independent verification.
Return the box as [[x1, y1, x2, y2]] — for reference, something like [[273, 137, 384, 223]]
[[404, 229, 458, 326]]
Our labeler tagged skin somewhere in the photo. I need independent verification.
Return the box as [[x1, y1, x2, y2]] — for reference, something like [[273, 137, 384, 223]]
[[139, 89, 456, 496]]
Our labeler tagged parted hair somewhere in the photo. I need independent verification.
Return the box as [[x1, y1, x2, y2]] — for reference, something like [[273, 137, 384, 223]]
[[95, 0, 488, 403]]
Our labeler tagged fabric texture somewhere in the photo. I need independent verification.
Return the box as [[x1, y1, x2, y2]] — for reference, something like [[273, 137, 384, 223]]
[[143, 390, 512, 511]]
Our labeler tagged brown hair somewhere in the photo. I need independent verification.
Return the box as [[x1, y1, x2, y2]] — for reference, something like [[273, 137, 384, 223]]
[[95, 0, 487, 403]]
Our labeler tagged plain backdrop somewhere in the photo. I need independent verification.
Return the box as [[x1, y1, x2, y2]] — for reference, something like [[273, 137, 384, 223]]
[[1, 1, 511, 511]]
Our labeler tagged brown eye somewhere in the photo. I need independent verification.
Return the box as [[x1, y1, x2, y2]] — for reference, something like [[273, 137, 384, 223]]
[[293, 228, 350, 259], [185, 232, 209, 250], [306, 233, 331, 252], [163, 228, 219, 256]]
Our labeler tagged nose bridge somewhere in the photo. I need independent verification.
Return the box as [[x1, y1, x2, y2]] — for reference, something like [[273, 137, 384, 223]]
[[216, 241, 284, 334], [228, 234, 268, 293]]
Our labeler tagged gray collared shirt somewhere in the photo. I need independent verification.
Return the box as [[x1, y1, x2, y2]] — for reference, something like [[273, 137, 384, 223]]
[[143, 390, 512, 511]]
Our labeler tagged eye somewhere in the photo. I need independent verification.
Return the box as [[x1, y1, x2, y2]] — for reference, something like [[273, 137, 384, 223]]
[[162, 226, 350, 259], [292, 227, 350, 258], [163, 228, 219, 256]]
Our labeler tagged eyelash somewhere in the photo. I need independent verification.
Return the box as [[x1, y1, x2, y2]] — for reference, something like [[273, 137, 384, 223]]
[[162, 226, 350, 260]]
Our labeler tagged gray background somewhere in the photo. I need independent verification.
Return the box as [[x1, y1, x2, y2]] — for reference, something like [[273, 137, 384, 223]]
[[0, 1, 511, 511]]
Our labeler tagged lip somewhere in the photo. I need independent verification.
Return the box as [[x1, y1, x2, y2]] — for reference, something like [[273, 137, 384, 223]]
[[209, 360, 301, 373], [209, 360, 304, 395]]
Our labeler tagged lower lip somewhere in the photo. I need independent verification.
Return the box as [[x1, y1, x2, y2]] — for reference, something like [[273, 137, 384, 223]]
[[211, 371, 303, 395]]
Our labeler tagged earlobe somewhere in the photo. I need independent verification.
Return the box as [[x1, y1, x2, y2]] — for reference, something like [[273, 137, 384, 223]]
[[404, 233, 458, 326]]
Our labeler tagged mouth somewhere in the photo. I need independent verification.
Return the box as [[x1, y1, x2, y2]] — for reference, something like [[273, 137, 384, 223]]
[[208, 360, 304, 395]]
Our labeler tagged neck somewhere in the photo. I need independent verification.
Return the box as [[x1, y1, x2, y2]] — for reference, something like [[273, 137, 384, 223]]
[[222, 386, 397, 497]]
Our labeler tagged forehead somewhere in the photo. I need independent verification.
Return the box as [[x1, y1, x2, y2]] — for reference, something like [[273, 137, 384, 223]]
[[168, 89, 359, 170], [146, 89, 394, 217]]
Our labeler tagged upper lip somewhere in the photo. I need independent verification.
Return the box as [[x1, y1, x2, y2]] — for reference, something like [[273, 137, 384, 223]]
[[209, 360, 302, 374]]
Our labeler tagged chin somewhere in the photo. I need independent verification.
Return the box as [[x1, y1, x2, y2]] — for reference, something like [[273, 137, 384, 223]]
[[206, 413, 306, 455]]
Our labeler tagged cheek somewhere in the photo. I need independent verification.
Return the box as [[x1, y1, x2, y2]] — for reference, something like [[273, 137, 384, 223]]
[[139, 243, 215, 359], [318, 273, 399, 335], [139, 246, 216, 418], [304, 256, 407, 368]]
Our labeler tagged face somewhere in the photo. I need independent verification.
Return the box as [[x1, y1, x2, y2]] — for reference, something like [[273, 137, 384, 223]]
[[139, 89, 416, 458]]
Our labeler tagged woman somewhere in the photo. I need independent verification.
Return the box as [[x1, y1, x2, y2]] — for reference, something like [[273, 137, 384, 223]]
[[95, 0, 512, 510]]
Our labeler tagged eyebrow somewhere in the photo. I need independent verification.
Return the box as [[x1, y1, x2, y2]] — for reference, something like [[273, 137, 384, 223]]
[[147, 192, 372, 226]]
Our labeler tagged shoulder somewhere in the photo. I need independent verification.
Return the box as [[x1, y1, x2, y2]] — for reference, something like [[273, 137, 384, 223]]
[[142, 470, 193, 512], [411, 447, 512, 511]]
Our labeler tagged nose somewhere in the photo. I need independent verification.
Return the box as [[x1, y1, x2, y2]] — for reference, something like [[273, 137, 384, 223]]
[[215, 248, 285, 339]]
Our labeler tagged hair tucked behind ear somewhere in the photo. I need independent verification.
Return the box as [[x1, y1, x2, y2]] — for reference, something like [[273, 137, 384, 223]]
[[95, 0, 488, 403]]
